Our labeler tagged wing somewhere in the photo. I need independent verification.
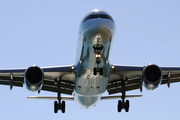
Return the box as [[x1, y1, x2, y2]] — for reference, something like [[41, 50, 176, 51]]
[[0, 65, 75, 95], [107, 65, 180, 95]]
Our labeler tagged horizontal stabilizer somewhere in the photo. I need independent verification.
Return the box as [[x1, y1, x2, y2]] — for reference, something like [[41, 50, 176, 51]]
[[27, 96, 74, 101], [101, 95, 142, 100]]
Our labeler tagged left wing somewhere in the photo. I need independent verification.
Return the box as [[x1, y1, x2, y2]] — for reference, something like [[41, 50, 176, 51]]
[[0, 65, 75, 95], [108, 65, 180, 95]]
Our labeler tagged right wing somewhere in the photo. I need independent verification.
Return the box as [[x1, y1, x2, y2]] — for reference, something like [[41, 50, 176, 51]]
[[0, 65, 76, 95]]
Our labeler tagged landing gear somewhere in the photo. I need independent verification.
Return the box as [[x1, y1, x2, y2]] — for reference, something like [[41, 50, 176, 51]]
[[117, 100, 129, 112], [62, 101, 65, 113], [54, 101, 66, 113], [93, 68, 97, 75], [93, 67, 103, 75], [100, 68, 103, 75], [93, 44, 104, 76], [54, 101, 58, 113], [54, 78, 66, 114], [117, 78, 130, 112], [118, 100, 122, 112], [125, 100, 129, 112]]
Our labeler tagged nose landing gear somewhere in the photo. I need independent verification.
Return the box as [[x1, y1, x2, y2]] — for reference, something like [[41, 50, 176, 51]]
[[93, 67, 103, 75], [93, 44, 103, 75]]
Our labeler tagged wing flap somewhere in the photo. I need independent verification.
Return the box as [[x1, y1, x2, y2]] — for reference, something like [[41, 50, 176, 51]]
[[107, 78, 140, 89], [0, 76, 23, 81], [107, 77, 141, 95], [41, 85, 74, 95], [161, 73, 180, 85], [43, 79, 55, 86], [108, 83, 140, 95], [0, 80, 23, 87], [42, 79, 75, 95], [42, 85, 57, 92], [0, 76, 24, 88]]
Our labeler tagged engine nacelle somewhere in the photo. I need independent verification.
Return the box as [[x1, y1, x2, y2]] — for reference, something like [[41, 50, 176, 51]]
[[24, 66, 44, 91], [142, 64, 162, 90]]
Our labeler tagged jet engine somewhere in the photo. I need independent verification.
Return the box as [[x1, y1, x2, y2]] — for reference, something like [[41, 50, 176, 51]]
[[24, 66, 44, 91], [142, 64, 162, 90]]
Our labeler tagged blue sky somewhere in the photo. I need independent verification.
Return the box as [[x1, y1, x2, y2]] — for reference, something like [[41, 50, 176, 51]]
[[0, 0, 180, 120]]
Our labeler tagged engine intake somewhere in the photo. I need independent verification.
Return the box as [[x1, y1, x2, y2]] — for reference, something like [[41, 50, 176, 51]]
[[143, 64, 162, 90], [24, 66, 44, 91]]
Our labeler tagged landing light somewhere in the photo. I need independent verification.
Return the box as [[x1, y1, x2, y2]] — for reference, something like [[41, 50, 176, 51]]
[[112, 65, 115, 69], [95, 54, 101, 58], [93, 9, 100, 12], [71, 66, 74, 70]]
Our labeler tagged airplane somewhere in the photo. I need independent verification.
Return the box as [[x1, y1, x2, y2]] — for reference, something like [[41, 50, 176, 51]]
[[0, 9, 180, 114]]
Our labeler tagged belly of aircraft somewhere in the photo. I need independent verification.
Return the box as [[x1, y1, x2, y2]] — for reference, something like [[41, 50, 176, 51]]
[[74, 23, 113, 108], [74, 93, 102, 108]]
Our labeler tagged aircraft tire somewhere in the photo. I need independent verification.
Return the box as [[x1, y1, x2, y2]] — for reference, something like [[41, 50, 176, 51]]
[[100, 68, 103, 75], [125, 100, 129, 112], [54, 101, 58, 113], [118, 100, 122, 112], [93, 68, 97, 75], [62, 101, 65, 113]]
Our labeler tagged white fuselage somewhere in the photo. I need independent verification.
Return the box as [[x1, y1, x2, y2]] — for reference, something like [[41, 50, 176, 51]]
[[74, 10, 116, 108]]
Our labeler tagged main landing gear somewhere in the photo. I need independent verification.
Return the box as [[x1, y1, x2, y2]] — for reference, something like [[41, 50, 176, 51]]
[[54, 78, 66, 113], [93, 44, 103, 75], [117, 78, 130, 112], [54, 101, 65, 113], [118, 99, 129, 112]]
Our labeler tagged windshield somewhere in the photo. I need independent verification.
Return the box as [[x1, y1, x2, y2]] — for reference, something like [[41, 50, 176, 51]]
[[83, 14, 114, 22]]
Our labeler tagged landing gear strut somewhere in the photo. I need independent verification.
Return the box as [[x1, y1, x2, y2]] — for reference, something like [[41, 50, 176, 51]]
[[117, 78, 130, 112], [93, 44, 103, 75], [54, 78, 66, 113]]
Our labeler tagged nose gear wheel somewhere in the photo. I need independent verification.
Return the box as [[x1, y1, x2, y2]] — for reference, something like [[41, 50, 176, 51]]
[[93, 67, 103, 75]]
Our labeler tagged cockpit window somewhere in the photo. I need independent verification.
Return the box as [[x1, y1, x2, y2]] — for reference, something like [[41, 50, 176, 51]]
[[83, 14, 114, 22]]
